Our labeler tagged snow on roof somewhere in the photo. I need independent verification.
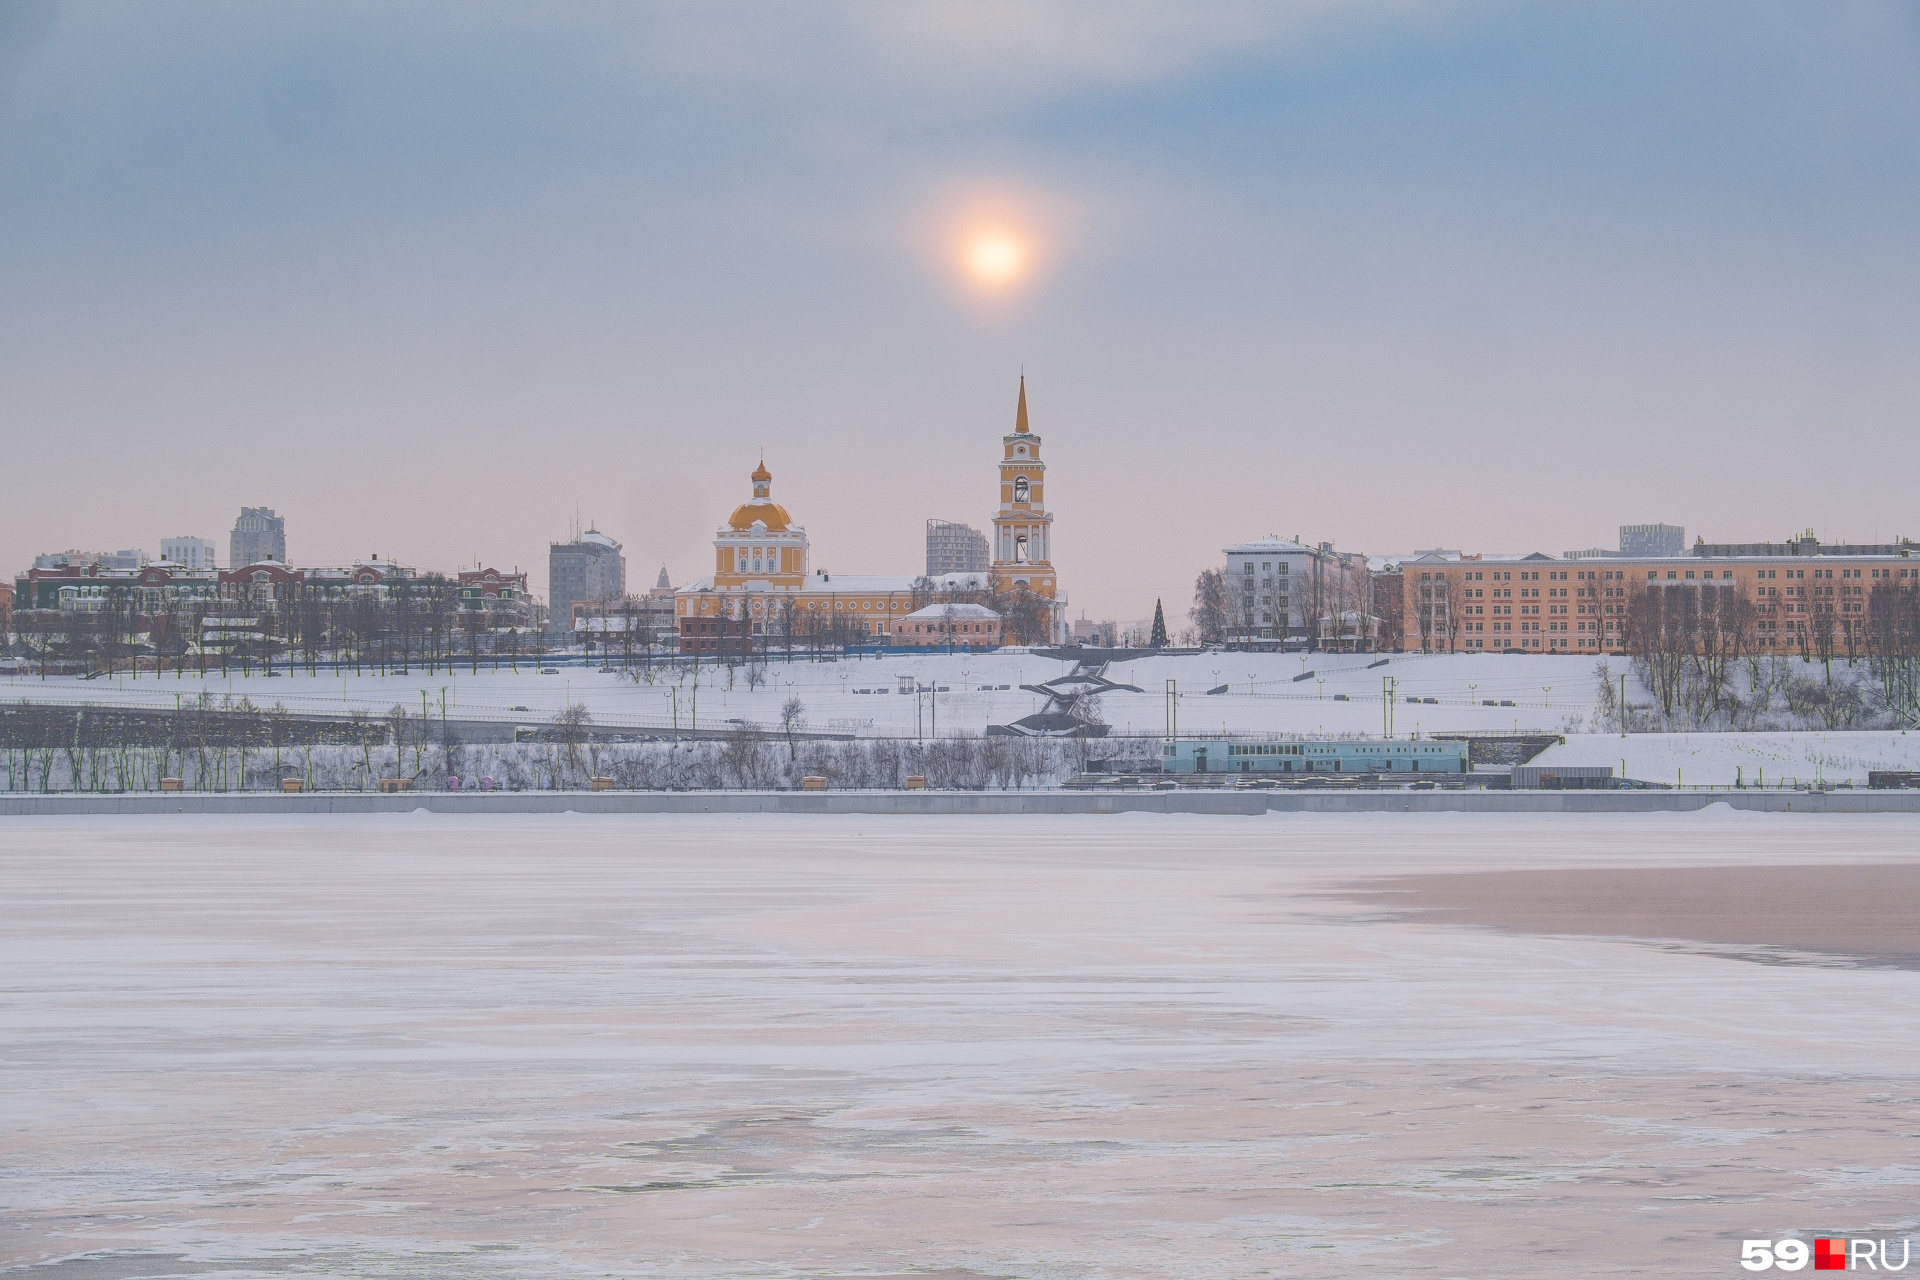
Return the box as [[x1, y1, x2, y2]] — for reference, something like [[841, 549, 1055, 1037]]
[[928, 572, 990, 591], [1223, 537, 1313, 555], [903, 602, 1002, 621], [798, 575, 921, 593], [674, 574, 923, 595]]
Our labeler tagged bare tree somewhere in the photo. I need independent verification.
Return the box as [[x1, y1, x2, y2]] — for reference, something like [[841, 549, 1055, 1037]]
[[1868, 580, 1920, 726], [1189, 569, 1229, 645], [780, 695, 805, 758], [555, 702, 592, 770]]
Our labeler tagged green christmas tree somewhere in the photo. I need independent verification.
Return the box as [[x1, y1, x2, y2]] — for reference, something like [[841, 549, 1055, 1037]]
[[1149, 599, 1168, 647]]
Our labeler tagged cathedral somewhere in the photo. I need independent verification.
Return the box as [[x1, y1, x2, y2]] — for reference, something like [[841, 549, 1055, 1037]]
[[675, 379, 1063, 652]]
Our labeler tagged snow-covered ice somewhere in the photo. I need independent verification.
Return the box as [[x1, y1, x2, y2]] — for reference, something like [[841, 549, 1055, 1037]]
[[6, 812, 1920, 1278]]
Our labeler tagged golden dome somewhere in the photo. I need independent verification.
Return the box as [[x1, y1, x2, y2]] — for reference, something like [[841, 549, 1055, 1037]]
[[729, 456, 789, 529], [728, 499, 792, 531]]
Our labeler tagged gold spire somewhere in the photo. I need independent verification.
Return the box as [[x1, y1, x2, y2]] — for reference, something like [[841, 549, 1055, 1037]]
[[1014, 375, 1029, 434]]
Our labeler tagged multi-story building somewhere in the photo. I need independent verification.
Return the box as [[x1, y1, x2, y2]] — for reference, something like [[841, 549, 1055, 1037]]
[[1619, 523, 1684, 558], [1398, 536, 1920, 654], [548, 530, 625, 636], [677, 382, 1065, 653], [14, 562, 222, 613], [925, 520, 989, 576], [457, 567, 534, 626], [1223, 537, 1374, 649], [33, 549, 146, 571], [161, 537, 218, 570], [1224, 537, 1309, 643], [229, 507, 286, 567]]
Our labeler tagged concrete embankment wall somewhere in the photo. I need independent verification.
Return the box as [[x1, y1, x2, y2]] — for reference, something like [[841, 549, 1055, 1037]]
[[2, 790, 1916, 816]]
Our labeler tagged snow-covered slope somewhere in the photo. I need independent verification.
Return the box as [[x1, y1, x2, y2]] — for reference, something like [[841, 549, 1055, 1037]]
[[0, 649, 1616, 738]]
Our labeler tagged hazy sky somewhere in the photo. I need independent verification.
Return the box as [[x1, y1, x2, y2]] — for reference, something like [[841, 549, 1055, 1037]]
[[4, 2, 1918, 623]]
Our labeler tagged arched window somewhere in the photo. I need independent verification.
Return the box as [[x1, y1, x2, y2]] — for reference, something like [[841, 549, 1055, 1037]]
[[1013, 476, 1030, 504], [1014, 535, 1029, 563]]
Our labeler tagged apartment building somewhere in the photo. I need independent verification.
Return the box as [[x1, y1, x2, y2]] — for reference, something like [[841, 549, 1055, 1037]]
[[925, 519, 990, 576], [549, 530, 626, 636], [1224, 537, 1373, 648], [229, 507, 286, 567]]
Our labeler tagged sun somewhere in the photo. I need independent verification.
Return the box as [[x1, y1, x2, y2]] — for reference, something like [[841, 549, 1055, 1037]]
[[963, 231, 1028, 287]]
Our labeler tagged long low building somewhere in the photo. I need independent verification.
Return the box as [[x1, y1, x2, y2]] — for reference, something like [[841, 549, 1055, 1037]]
[[1397, 535, 1919, 655], [1163, 738, 1470, 775]]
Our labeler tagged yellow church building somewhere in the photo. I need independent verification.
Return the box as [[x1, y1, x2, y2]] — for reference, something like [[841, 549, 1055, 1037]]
[[675, 379, 1063, 653]]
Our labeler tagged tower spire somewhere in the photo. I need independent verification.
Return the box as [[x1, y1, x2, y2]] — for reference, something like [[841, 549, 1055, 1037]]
[[1015, 374, 1029, 434]]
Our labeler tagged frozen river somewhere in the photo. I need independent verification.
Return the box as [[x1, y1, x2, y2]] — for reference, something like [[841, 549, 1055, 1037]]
[[6, 812, 1920, 1278]]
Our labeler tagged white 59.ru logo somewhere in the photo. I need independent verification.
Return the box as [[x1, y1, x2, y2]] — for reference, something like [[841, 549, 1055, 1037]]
[[1742, 1238, 1911, 1271]]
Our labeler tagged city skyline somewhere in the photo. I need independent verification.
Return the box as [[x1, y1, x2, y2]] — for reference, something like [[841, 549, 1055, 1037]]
[[4, 4, 1918, 622]]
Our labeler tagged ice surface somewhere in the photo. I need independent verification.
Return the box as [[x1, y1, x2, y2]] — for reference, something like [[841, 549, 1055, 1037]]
[[5, 813, 1920, 1278], [1532, 728, 1920, 786]]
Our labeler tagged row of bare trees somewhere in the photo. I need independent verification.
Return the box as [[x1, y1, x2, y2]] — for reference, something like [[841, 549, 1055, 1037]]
[[10, 578, 543, 679], [0, 730, 1159, 793], [1618, 579, 1920, 730], [0, 695, 391, 792]]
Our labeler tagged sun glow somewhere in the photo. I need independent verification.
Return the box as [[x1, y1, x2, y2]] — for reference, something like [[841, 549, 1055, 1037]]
[[964, 231, 1029, 287]]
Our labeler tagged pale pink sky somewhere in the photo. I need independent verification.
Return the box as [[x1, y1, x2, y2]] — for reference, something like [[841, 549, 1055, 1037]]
[[4, 4, 1918, 624]]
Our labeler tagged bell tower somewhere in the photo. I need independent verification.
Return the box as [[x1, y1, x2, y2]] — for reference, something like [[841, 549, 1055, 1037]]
[[988, 376, 1056, 603]]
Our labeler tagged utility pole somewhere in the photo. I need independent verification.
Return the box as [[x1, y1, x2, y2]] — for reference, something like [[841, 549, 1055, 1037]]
[[1620, 672, 1628, 738], [1165, 678, 1178, 740]]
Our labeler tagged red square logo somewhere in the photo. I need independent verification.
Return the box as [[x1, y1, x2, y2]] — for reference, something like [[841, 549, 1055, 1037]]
[[1814, 1238, 1848, 1270]]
